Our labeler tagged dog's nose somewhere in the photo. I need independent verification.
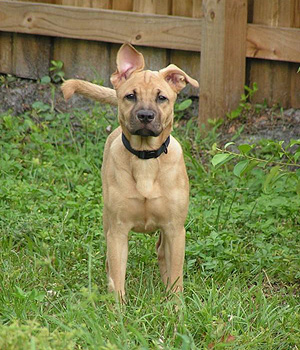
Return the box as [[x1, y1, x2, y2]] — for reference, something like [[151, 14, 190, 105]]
[[137, 109, 155, 124]]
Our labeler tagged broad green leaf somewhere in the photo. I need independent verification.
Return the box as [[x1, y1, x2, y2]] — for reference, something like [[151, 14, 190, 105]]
[[244, 160, 259, 175], [289, 139, 300, 147], [227, 107, 242, 120], [241, 93, 247, 102], [252, 82, 258, 92], [238, 144, 252, 154], [224, 142, 235, 149], [233, 160, 249, 177], [177, 99, 192, 111], [40, 75, 51, 84], [32, 101, 50, 112], [3, 115, 13, 129], [297, 179, 300, 195], [263, 165, 281, 193], [294, 151, 300, 162], [15, 286, 27, 298], [211, 153, 231, 167], [34, 291, 46, 301]]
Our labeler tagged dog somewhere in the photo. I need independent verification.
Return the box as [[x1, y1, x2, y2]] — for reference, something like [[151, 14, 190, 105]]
[[62, 43, 199, 300]]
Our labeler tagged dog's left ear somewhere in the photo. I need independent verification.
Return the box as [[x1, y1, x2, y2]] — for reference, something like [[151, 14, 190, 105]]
[[111, 43, 145, 89], [159, 64, 199, 93]]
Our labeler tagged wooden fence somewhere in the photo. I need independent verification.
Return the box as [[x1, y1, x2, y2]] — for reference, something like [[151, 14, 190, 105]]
[[0, 0, 299, 124]]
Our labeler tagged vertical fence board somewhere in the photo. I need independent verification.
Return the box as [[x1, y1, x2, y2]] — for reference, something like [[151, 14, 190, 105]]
[[112, 0, 133, 11], [171, 0, 201, 95], [9, 0, 51, 79], [193, 0, 204, 18], [53, 0, 111, 84], [199, 0, 247, 125], [0, 32, 13, 74], [12, 33, 51, 79], [133, 0, 170, 14], [110, 0, 169, 80], [53, 38, 110, 83], [0, 0, 55, 77], [109, 0, 134, 83], [249, 0, 298, 107], [91, 0, 112, 8], [132, 0, 169, 71], [290, 0, 300, 108]]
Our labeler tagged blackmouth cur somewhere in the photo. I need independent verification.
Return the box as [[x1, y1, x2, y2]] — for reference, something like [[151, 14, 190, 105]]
[[61, 43, 199, 301]]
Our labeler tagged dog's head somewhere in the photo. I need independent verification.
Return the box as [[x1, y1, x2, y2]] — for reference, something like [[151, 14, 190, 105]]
[[111, 43, 199, 139]]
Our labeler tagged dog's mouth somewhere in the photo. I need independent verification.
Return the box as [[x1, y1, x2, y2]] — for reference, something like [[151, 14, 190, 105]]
[[133, 128, 159, 137], [126, 109, 163, 137]]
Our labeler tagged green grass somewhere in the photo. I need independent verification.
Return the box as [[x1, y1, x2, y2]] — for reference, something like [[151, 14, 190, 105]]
[[0, 100, 299, 349]]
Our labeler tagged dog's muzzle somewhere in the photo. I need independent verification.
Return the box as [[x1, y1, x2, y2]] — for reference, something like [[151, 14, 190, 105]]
[[131, 109, 162, 137], [136, 109, 155, 124]]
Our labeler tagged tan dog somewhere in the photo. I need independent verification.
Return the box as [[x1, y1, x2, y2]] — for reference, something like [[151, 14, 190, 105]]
[[62, 43, 199, 300]]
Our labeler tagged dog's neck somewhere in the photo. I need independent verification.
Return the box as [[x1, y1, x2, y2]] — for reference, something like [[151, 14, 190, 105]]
[[122, 133, 170, 160], [121, 124, 172, 152]]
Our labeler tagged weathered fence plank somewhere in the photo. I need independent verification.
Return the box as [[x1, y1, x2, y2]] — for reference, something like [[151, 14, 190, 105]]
[[247, 25, 300, 63], [12, 33, 51, 79], [249, 0, 299, 107], [112, 0, 132, 11], [290, 0, 300, 108], [0, 32, 12, 74], [9, 0, 52, 79], [0, 1, 202, 52], [170, 0, 201, 95], [199, 0, 247, 125], [53, 0, 110, 83], [1, 1, 299, 62], [132, 0, 169, 71], [193, 0, 204, 18]]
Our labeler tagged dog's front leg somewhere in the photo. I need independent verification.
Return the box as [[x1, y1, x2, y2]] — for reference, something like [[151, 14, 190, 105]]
[[106, 227, 129, 300], [159, 227, 186, 292]]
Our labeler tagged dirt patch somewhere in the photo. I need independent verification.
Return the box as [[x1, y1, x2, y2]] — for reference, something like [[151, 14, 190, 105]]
[[0, 78, 96, 115], [218, 107, 300, 145]]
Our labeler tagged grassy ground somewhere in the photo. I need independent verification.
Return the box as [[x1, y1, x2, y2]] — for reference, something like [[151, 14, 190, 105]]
[[0, 100, 299, 350]]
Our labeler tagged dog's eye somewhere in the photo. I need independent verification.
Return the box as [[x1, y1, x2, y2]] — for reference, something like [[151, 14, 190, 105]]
[[125, 93, 136, 101], [157, 95, 168, 103]]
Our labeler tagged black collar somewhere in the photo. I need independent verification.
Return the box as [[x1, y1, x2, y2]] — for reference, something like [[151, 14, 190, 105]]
[[122, 133, 170, 160]]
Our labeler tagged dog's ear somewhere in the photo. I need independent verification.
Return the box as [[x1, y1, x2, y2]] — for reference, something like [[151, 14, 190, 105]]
[[110, 43, 145, 89], [159, 64, 199, 93]]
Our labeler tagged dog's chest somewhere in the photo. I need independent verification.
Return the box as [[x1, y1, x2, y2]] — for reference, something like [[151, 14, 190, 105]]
[[132, 159, 161, 199]]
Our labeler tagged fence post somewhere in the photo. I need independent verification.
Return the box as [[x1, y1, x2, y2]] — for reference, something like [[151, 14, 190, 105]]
[[199, 0, 247, 126]]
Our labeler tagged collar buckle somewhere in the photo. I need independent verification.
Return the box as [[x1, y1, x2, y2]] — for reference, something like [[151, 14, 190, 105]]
[[140, 150, 157, 159]]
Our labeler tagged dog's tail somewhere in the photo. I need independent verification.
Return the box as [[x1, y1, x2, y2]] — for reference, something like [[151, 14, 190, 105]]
[[61, 79, 118, 106]]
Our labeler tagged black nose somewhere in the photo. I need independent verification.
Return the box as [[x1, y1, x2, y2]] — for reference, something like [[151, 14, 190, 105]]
[[137, 109, 155, 124]]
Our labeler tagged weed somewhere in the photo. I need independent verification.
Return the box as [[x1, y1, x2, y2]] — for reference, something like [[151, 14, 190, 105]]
[[174, 98, 193, 120], [0, 74, 17, 88], [211, 139, 300, 194], [49, 60, 65, 83], [227, 83, 261, 120]]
